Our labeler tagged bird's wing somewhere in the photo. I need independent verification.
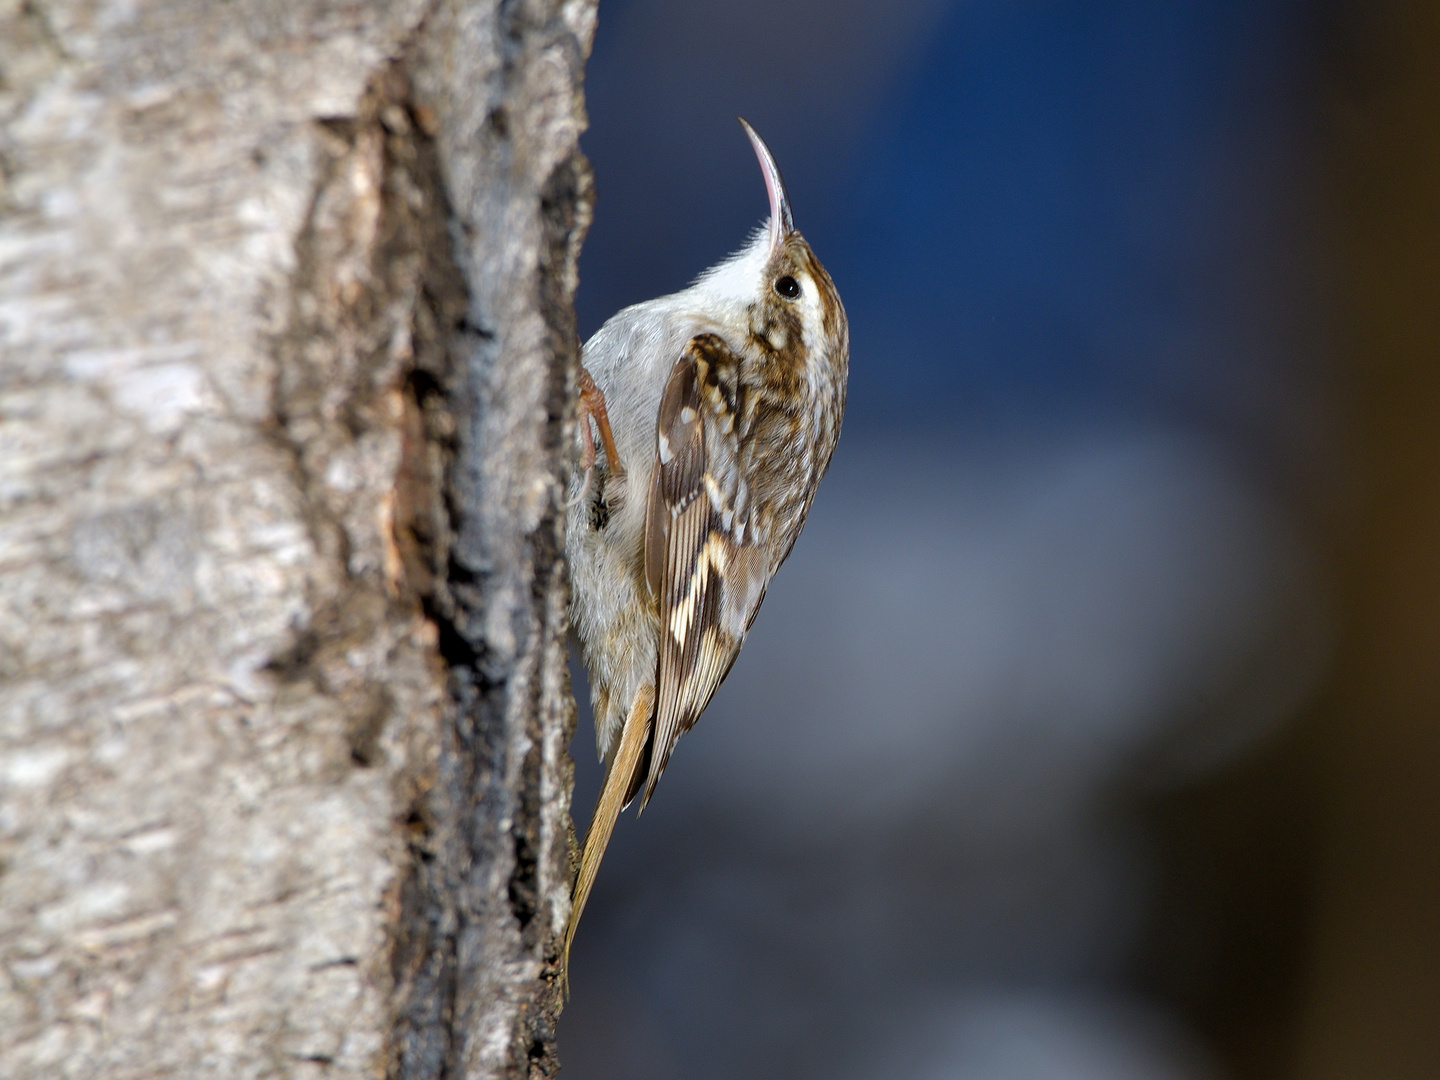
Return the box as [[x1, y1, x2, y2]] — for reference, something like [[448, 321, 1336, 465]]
[[636, 334, 769, 810]]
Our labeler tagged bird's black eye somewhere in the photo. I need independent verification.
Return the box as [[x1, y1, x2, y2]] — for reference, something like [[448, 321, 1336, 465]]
[[774, 275, 801, 300]]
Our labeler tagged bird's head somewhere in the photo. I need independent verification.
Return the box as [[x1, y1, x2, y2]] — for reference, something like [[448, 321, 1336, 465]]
[[693, 120, 848, 382]]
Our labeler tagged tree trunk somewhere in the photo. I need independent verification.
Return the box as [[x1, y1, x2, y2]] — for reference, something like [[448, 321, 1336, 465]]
[[0, 2, 594, 1076]]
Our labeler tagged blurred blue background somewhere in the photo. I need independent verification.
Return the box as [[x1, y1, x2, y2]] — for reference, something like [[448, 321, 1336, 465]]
[[574, 0, 1334, 466], [560, 2, 1385, 1078]]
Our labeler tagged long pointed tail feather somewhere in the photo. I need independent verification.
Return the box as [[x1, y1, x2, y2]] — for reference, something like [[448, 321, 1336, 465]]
[[562, 683, 654, 995]]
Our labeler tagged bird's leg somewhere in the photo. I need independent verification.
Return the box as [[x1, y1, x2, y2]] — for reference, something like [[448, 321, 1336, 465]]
[[562, 682, 654, 996], [569, 367, 624, 508], [579, 367, 624, 477]]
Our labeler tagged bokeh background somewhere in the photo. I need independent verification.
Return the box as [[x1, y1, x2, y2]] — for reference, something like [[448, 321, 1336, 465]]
[[561, 3, 1440, 1078]]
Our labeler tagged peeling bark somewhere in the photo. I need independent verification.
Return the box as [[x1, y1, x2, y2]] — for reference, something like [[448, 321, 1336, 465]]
[[0, 1, 594, 1077]]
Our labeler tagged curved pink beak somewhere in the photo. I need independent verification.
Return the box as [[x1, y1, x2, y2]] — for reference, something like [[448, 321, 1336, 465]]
[[739, 118, 794, 250]]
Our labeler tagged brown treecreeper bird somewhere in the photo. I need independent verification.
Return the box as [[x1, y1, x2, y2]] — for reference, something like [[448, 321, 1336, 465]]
[[563, 119, 849, 983]]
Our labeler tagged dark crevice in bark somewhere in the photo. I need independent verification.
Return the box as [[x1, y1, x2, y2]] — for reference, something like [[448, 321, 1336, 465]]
[[248, 48, 486, 1080], [392, 1, 597, 1073], [378, 63, 471, 1080], [262, 63, 441, 700], [375, 47, 575, 1080], [256, 2, 593, 1073]]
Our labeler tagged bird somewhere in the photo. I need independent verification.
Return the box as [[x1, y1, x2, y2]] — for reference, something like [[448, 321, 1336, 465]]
[[562, 119, 849, 985]]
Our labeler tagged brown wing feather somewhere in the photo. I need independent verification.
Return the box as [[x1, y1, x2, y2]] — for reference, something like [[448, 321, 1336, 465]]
[[639, 335, 767, 810]]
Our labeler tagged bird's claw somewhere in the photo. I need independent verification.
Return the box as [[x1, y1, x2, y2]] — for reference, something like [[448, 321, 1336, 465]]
[[566, 467, 594, 509]]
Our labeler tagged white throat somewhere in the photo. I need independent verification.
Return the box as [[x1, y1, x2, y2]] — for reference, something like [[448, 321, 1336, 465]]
[[690, 224, 773, 310]]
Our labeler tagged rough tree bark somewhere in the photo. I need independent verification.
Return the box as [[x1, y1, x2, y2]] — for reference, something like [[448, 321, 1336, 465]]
[[0, 1, 595, 1076]]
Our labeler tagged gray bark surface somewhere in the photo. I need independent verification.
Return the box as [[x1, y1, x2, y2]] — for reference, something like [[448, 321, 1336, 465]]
[[0, 1, 594, 1076]]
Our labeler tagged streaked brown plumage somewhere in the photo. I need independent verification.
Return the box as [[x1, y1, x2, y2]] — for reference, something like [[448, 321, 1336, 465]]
[[563, 120, 848, 985]]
